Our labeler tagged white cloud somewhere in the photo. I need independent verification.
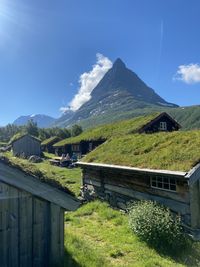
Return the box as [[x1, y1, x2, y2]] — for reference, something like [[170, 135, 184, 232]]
[[174, 63, 200, 84], [59, 106, 70, 113], [60, 53, 112, 113]]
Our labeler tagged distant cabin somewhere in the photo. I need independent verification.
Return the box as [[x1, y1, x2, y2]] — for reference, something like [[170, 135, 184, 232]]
[[54, 139, 105, 158], [53, 112, 181, 157], [11, 134, 41, 157], [138, 112, 181, 133], [0, 161, 80, 267], [41, 136, 61, 154]]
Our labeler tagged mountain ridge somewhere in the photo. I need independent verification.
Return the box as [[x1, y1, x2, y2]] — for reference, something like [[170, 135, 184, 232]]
[[53, 58, 178, 127], [13, 114, 56, 128]]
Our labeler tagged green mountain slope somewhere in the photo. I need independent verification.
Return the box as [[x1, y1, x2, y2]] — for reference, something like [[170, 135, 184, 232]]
[[168, 105, 200, 130]]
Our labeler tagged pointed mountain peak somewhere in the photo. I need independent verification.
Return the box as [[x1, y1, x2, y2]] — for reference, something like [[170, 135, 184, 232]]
[[113, 58, 126, 69]]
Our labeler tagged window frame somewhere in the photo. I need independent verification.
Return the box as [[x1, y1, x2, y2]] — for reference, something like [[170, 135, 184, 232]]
[[159, 121, 167, 131], [71, 144, 80, 152], [151, 176, 177, 192]]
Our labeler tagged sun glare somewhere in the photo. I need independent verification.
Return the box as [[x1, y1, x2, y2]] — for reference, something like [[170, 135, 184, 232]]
[[0, 0, 25, 46], [0, 0, 9, 19]]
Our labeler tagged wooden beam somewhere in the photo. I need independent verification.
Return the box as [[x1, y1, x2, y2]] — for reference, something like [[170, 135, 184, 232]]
[[77, 162, 187, 177], [104, 183, 190, 214], [0, 162, 80, 211]]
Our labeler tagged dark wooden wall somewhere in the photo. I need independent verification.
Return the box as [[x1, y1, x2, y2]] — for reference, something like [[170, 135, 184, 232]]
[[0, 181, 64, 267], [143, 114, 180, 133], [82, 166, 191, 226]]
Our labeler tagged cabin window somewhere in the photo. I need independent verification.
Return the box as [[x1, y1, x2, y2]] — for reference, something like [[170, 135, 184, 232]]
[[159, 121, 167, 131], [151, 176, 176, 192], [72, 144, 80, 152]]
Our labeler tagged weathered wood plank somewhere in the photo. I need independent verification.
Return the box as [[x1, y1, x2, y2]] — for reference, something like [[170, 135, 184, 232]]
[[33, 198, 49, 267], [0, 162, 80, 211], [84, 178, 101, 187], [12, 134, 41, 157], [19, 191, 33, 267], [50, 203, 63, 267], [0, 182, 9, 267], [104, 183, 190, 214], [59, 209, 64, 266], [8, 186, 19, 267], [189, 180, 200, 228], [78, 162, 187, 176], [84, 176, 190, 204]]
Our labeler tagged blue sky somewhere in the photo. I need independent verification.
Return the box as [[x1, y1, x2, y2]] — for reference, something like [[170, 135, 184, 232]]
[[1, 0, 200, 125]]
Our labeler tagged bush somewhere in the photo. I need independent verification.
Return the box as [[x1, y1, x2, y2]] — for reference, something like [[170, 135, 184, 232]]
[[128, 201, 186, 253]]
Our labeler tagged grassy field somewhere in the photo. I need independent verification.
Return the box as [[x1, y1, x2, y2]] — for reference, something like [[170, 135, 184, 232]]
[[2, 152, 82, 196], [64, 201, 200, 267]]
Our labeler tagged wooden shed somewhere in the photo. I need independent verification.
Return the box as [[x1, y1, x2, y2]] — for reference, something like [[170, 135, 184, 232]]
[[0, 161, 80, 267], [41, 136, 61, 154], [78, 162, 200, 239], [11, 134, 41, 157]]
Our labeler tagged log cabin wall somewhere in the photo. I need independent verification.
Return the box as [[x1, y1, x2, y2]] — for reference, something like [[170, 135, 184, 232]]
[[189, 179, 200, 230], [12, 135, 41, 157], [82, 166, 191, 227], [0, 180, 64, 267]]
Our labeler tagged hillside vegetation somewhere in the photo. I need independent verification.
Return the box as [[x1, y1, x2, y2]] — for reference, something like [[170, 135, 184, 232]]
[[64, 201, 200, 267], [59, 105, 200, 131], [168, 105, 200, 130], [83, 130, 200, 172]]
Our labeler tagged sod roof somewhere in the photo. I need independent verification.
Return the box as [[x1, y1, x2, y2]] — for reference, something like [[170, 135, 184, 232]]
[[82, 130, 200, 172], [9, 133, 41, 145], [53, 112, 161, 147], [41, 136, 60, 146]]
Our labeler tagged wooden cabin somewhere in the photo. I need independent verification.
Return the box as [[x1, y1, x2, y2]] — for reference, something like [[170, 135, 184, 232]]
[[54, 140, 105, 157], [41, 136, 61, 154], [53, 112, 180, 157], [0, 161, 80, 267], [78, 162, 200, 239], [138, 112, 181, 133], [11, 134, 41, 157]]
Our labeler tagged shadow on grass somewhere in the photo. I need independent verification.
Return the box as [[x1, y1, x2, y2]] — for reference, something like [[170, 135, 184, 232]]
[[64, 247, 81, 267], [148, 238, 200, 266]]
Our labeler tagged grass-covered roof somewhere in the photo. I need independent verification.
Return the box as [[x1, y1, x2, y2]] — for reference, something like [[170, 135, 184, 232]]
[[53, 112, 161, 147], [9, 133, 41, 145], [82, 130, 200, 172], [41, 136, 60, 146]]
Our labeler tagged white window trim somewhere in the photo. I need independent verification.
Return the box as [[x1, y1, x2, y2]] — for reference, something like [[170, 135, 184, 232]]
[[150, 176, 177, 192], [159, 121, 167, 131]]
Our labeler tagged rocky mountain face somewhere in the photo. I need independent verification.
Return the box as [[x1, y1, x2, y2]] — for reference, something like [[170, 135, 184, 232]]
[[13, 114, 56, 128], [13, 58, 178, 129], [51, 110, 74, 128], [54, 58, 178, 127]]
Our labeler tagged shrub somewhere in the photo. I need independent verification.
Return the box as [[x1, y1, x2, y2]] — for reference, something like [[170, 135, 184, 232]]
[[128, 201, 186, 253]]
